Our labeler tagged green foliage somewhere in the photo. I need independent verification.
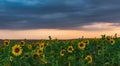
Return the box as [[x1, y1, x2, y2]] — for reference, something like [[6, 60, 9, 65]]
[[0, 37, 120, 66]]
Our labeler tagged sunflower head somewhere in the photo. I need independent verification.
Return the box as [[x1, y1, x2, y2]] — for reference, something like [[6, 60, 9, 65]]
[[12, 45, 22, 56], [10, 56, 13, 62], [27, 44, 32, 50], [60, 49, 66, 56], [33, 53, 39, 59], [83, 40, 89, 45], [20, 41, 25, 47], [109, 39, 115, 45], [70, 40, 75, 44], [4, 39, 10, 46], [37, 49, 43, 55], [97, 46, 102, 49], [67, 46, 74, 53], [36, 42, 40, 46], [24, 53, 29, 58], [39, 53, 45, 58], [85, 55, 92, 64], [53, 38, 58, 42], [78, 42, 86, 50], [40, 59, 47, 64], [106, 36, 112, 41], [98, 50, 102, 55], [44, 43, 48, 46], [39, 43, 44, 50], [35, 42, 40, 48]]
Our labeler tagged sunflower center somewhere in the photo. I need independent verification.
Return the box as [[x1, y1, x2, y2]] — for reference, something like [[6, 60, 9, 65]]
[[98, 51, 102, 54], [5, 42, 8, 45], [15, 48, 20, 53], [44, 44, 47, 46], [28, 46, 31, 48], [87, 57, 91, 61], [33, 54, 39, 58], [107, 38, 110, 40], [25, 54, 29, 57], [21, 42, 23, 44], [97, 46, 101, 49], [69, 48, 72, 51], [85, 41, 87, 43], [80, 44, 84, 47], [62, 51, 65, 54], [39, 50, 42, 53], [111, 41, 113, 43], [62, 47, 65, 50], [41, 45, 43, 48]]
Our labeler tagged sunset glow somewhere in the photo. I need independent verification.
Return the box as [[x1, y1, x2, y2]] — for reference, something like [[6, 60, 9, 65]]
[[0, 23, 120, 39]]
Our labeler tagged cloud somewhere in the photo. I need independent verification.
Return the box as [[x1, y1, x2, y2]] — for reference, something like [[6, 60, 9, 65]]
[[81, 22, 120, 31], [0, 0, 120, 30]]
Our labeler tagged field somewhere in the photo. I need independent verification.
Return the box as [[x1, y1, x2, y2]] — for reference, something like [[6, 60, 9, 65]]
[[0, 36, 120, 66]]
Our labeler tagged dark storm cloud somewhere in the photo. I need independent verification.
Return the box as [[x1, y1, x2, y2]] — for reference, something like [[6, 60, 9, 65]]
[[0, 0, 120, 30]]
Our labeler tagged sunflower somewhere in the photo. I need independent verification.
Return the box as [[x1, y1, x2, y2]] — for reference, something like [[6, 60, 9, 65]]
[[40, 59, 47, 64], [27, 44, 32, 50], [10, 56, 13, 62], [109, 39, 115, 45], [53, 38, 58, 42], [67, 46, 74, 53], [39, 43, 44, 50], [70, 40, 75, 44], [40, 53, 45, 57], [24, 53, 29, 58], [12, 45, 22, 56], [4, 39, 10, 46], [44, 43, 48, 47], [106, 36, 112, 41], [85, 55, 92, 64], [60, 49, 66, 56], [34, 42, 40, 48], [37, 49, 43, 55], [20, 41, 25, 47], [97, 46, 102, 49], [83, 40, 89, 45], [33, 53, 39, 59], [78, 42, 86, 50], [32, 43, 36, 47]]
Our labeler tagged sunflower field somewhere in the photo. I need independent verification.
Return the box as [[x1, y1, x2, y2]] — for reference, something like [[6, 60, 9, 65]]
[[0, 36, 120, 66]]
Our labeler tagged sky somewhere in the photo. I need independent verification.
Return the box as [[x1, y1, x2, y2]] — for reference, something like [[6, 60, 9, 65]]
[[0, 0, 120, 39]]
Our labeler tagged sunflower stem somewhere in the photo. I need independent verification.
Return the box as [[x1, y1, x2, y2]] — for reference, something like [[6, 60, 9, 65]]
[[68, 62, 71, 66], [56, 60, 58, 66], [52, 60, 54, 66]]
